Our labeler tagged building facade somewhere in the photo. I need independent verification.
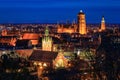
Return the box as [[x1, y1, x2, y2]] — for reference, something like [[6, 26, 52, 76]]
[[57, 23, 77, 33], [42, 27, 53, 51]]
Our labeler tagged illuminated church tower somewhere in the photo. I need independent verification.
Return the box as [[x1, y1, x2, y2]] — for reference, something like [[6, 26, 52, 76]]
[[100, 16, 106, 31], [42, 26, 52, 51], [78, 10, 87, 35]]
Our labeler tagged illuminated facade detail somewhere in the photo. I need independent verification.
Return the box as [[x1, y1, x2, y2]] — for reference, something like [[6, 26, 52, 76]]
[[0, 36, 17, 46], [42, 26, 52, 51], [100, 16, 106, 31], [53, 49, 68, 68], [57, 22, 77, 33], [53, 44, 58, 52], [78, 10, 87, 34], [1, 29, 7, 36], [22, 33, 39, 45], [9, 37, 17, 46]]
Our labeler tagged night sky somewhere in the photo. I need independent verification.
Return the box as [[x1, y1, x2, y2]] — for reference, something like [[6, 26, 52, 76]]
[[0, 0, 120, 23]]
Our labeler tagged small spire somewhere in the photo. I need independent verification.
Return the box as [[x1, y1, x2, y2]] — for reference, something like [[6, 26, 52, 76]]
[[45, 26, 49, 36], [101, 16, 105, 22]]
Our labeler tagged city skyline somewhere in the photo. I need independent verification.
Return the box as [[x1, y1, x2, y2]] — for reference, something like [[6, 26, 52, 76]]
[[0, 0, 120, 23]]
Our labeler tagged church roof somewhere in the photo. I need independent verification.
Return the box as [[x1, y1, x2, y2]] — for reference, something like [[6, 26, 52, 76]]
[[29, 50, 58, 62], [22, 33, 39, 40]]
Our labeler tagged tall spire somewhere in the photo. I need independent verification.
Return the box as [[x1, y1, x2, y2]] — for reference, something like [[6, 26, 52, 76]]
[[45, 26, 49, 36]]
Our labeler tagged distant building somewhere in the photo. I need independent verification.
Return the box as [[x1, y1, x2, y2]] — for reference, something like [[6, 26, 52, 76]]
[[1, 29, 7, 36], [1, 28, 20, 36], [100, 16, 106, 31], [0, 36, 17, 47], [57, 23, 77, 33], [42, 27, 53, 51], [78, 10, 87, 35]]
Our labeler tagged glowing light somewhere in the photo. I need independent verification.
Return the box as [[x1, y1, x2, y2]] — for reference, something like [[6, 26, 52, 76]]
[[77, 50, 80, 55], [33, 62, 37, 66], [80, 10, 83, 12], [40, 66, 43, 69], [18, 69, 21, 72], [38, 63, 42, 66], [68, 63, 71, 67], [43, 63, 47, 67]]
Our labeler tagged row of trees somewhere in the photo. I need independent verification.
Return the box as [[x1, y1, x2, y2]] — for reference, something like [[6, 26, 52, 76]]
[[0, 51, 38, 80]]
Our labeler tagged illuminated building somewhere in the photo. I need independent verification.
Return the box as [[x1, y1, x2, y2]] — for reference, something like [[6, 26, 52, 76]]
[[22, 33, 39, 45], [0, 36, 17, 47], [1, 29, 7, 36], [78, 10, 87, 34], [57, 22, 77, 33], [100, 16, 106, 31], [42, 26, 52, 51], [53, 49, 68, 68], [27, 50, 58, 77]]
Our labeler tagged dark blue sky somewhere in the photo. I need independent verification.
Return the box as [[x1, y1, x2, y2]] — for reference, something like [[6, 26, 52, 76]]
[[0, 0, 120, 23]]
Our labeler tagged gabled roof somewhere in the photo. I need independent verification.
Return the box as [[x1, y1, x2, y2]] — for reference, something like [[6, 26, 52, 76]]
[[22, 33, 39, 40], [29, 50, 58, 62]]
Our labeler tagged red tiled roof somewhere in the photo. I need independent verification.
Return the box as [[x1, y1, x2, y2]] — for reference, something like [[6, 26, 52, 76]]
[[22, 33, 39, 40], [29, 50, 58, 62]]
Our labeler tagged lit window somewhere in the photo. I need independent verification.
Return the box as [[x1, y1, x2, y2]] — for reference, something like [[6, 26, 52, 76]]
[[43, 63, 47, 67], [33, 62, 37, 66], [38, 63, 42, 66]]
